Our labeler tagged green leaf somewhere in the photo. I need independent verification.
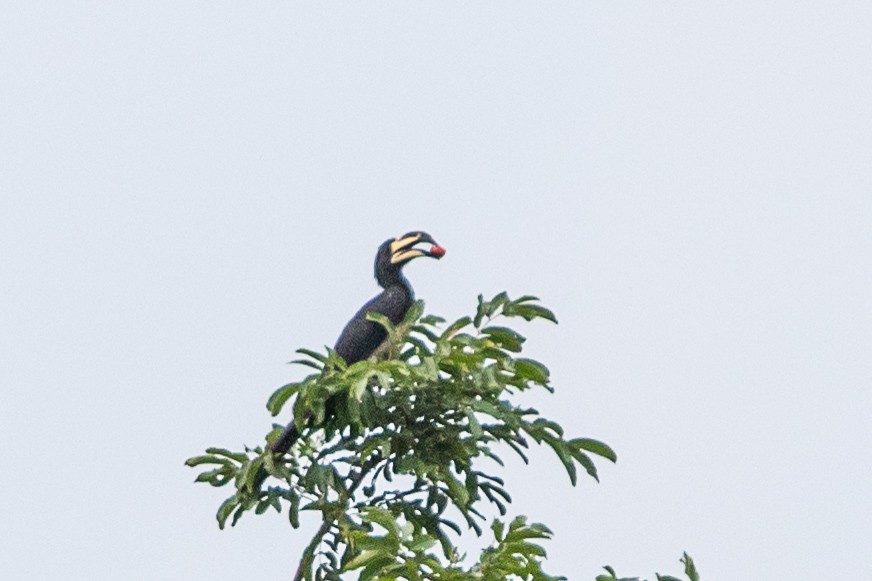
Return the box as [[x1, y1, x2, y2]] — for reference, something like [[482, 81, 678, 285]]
[[288, 492, 300, 528], [325, 346, 348, 369], [441, 316, 472, 339], [481, 483, 511, 511], [481, 326, 526, 352], [351, 371, 372, 402], [544, 437, 577, 486], [491, 519, 505, 541], [490, 291, 510, 309], [296, 347, 329, 363], [344, 549, 384, 570], [419, 314, 446, 326], [204, 447, 248, 463], [466, 410, 483, 439], [184, 455, 230, 467], [503, 302, 558, 323], [505, 521, 550, 543], [266, 382, 301, 415], [216, 495, 238, 529], [365, 311, 396, 335], [407, 534, 437, 553], [288, 359, 324, 371], [513, 359, 550, 384], [194, 468, 226, 484], [682, 553, 700, 581], [596, 566, 640, 581], [362, 507, 400, 536], [444, 473, 470, 507], [255, 498, 270, 515], [409, 324, 440, 343], [568, 448, 600, 482], [230, 504, 246, 527], [404, 300, 425, 324], [243, 457, 264, 491], [505, 439, 530, 464], [514, 295, 540, 303], [359, 555, 401, 581], [473, 294, 486, 327], [570, 438, 617, 463]]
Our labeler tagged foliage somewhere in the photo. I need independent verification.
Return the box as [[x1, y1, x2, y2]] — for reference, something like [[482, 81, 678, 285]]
[[186, 292, 693, 580], [596, 553, 700, 581], [342, 514, 565, 580]]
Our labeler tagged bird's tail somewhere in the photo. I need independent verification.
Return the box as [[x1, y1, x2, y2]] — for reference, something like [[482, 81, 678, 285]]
[[269, 394, 337, 456], [270, 421, 301, 455]]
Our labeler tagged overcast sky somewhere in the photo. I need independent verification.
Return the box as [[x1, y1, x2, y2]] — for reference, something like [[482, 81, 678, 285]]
[[2, 2, 870, 580]]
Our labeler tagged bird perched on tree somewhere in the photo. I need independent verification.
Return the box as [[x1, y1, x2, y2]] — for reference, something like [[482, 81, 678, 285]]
[[270, 231, 446, 454]]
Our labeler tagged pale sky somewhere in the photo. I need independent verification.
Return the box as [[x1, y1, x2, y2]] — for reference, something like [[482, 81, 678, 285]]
[[2, 2, 870, 580]]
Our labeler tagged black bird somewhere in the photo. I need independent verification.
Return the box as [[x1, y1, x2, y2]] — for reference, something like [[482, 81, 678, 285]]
[[270, 231, 445, 454]]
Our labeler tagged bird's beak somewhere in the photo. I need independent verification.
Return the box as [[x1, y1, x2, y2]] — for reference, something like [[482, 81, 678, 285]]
[[389, 233, 446, 264]]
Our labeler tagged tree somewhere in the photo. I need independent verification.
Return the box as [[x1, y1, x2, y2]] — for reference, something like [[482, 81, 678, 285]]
[[186, 293, 698, 580]]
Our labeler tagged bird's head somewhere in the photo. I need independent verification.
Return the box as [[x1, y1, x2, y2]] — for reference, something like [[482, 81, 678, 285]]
[[375, 231, 446, 285]]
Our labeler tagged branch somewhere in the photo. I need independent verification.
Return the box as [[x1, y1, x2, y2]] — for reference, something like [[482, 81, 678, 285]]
[[292, 518, 331, 581], [292, 454, 382, 581]]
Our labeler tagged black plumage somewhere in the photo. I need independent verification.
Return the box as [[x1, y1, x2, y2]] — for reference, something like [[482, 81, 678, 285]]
[[270, 231, 444, 455]]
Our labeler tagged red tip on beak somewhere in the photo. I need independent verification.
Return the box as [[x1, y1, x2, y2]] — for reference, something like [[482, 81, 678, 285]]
[[430, 245, 446, 258]]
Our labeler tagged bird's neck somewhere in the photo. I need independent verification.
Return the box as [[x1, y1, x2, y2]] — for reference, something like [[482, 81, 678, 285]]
[[378, 271, 414, 298]]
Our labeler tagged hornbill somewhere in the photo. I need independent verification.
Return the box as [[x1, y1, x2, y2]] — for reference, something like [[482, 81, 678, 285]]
[[270, 231, 446, 455]]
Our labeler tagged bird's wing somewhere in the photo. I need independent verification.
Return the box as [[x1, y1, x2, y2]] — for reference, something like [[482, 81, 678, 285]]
[[334, 287, 411, 364]]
